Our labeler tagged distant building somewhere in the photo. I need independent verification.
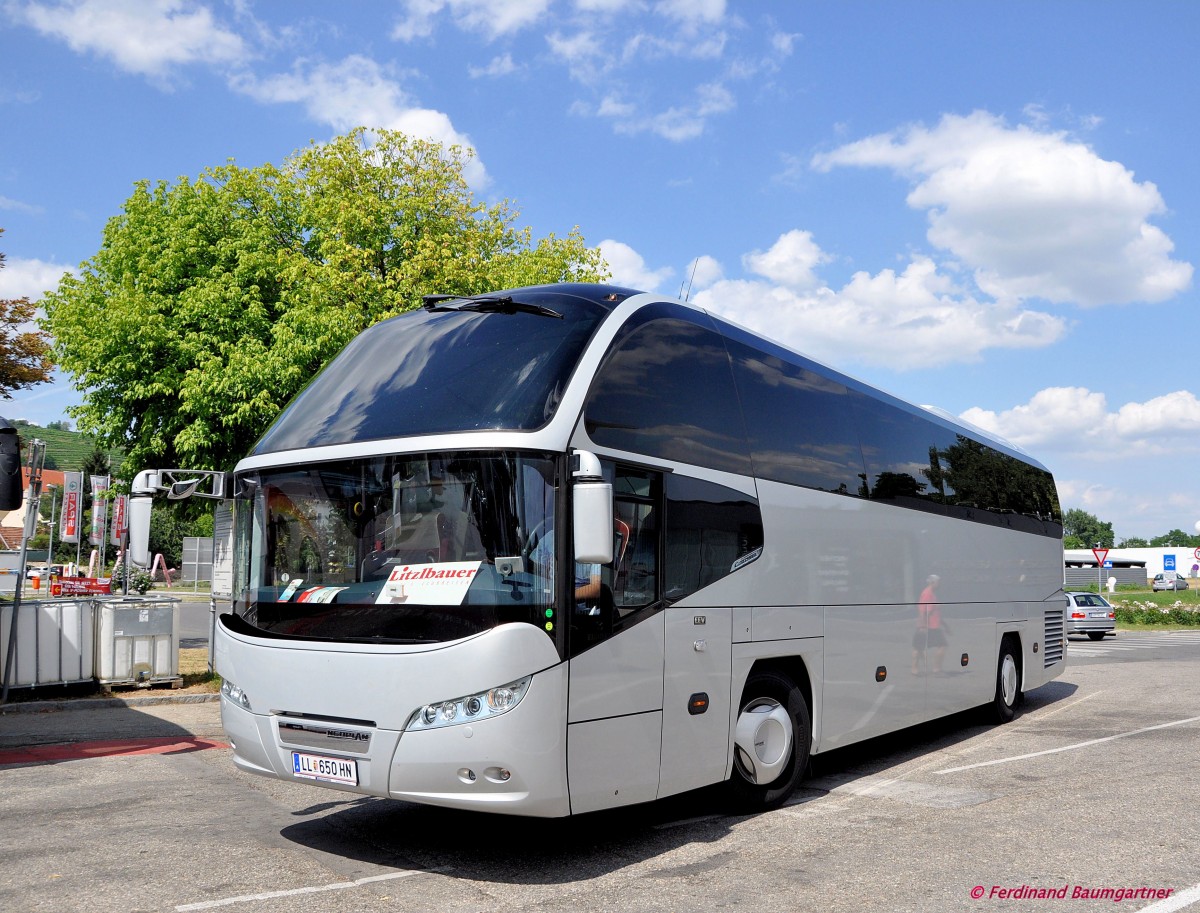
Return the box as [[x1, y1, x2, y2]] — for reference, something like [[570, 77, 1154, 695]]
[[1064, 546, 1200, 586]]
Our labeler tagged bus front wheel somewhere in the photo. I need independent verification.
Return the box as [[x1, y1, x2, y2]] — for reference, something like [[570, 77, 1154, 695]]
[[992, 636, 1023, 723], [727, 670, 811, 811]]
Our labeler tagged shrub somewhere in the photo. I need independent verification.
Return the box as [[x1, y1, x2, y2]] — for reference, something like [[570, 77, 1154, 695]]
[[110, 564, 154, 595]]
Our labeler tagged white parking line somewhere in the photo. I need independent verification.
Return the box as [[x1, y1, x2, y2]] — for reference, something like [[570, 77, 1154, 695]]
[[1137, 882, 1200, 913], [935, 715, 1200, 775], [175, 868, 449, 911]]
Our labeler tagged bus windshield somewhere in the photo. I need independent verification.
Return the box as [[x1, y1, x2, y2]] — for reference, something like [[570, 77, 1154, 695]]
[[251, 286, 624, 455], [231, 451, 558, 645]]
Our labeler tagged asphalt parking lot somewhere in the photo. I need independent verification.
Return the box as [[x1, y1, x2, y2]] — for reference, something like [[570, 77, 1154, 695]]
[[2, 630, 1199, 913]]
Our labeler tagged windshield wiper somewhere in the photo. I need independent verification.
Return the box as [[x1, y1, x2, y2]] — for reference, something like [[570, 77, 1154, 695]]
[[421, 294, 563, 319]]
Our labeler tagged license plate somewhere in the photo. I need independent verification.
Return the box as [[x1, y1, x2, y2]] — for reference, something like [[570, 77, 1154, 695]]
[[292, 751, 358, 786], [1089, 612, 1110, 618]]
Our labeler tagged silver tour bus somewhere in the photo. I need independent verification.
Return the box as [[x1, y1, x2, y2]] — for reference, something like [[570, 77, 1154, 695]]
[[133, 283, 1066, 816]]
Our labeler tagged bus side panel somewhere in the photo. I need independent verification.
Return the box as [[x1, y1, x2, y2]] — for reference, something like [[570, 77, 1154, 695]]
[[658, 605, 733, 799], [919, 600, 995, 720], [567, 712, 662, 814], [822, 602, 926, 749], [566, 612, 666, 813], [566, 612, 666, 723]]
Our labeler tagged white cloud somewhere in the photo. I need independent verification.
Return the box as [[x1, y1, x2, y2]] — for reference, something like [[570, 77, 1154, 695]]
[[600, 230, 1070, 370], [597, 80, 735, 141], [743, 230, 829, 291], [812, 111, 1193, 307], [231, 56, 487, 186], [468, 54, 519, 78], [961, 387, 1200, 456], [574, 0, 639, 12], [393, 0, 551, 42], [0, 256, 73, 302], [17, 0, 250, 81], [654, 0, 725, 26], [694, 245, 1066, 371], [599, 239, 672, 292], [681, 255, 723, 294], [0, 196, 43, 216]]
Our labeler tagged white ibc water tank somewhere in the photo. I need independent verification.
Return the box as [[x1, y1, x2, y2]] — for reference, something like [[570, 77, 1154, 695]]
[[95, 598, 181, 687]]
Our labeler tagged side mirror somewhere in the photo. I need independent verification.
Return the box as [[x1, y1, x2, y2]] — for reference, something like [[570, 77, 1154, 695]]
[[128, 496, 152, 568], [0, 421, 22, 512], [572, 450, 613, 565]]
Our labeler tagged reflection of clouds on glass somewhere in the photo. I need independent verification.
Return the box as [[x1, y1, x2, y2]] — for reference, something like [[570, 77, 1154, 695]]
[[257, 297, 609, 454]]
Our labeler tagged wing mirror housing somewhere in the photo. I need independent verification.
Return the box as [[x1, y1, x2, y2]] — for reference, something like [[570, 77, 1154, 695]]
[[572, 450, 613, 565], [127, 496, 152, 568]]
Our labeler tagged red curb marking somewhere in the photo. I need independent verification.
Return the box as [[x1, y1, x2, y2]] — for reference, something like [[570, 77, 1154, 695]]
[[0, 737, 229, 766]]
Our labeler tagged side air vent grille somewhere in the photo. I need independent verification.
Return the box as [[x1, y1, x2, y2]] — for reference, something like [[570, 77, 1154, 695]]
[[1043, 608, 1065, 668]]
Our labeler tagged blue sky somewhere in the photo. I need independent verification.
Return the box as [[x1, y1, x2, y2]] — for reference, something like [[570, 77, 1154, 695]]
[[1, 0, 1198, 541]]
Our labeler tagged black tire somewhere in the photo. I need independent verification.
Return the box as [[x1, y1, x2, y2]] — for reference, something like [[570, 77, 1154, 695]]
[[992, 636, 1023, 723], [1087, 631, 1106, 641], [726, 670, 811, 811]]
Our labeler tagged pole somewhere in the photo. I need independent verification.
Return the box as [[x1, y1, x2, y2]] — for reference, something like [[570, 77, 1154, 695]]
[[45, 485, 58, 570], [2, 439, 45, 703]]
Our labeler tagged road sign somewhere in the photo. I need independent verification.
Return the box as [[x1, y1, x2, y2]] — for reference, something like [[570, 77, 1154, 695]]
[[1092, 548, 1109, 566], [1164, 554, 1176, 571]]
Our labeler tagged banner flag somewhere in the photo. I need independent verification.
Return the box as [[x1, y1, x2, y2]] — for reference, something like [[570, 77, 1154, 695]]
[[109, 491, 128, 546], [89, 474, 110, 546], [60, 471, 82, 544]]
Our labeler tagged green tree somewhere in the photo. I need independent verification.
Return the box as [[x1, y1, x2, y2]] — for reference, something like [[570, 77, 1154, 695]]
[[42, 128, 607, 474], [0, 229, 53, 398], [1149, 529, 1200, 548], [1062, 508, 1114, 549]]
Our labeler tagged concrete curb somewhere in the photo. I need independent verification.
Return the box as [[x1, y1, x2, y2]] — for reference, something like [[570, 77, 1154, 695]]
[[0, 692, 220, 715]]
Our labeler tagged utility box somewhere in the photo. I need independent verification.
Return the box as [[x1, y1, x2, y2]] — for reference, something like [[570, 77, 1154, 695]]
[[95, 598, 181, 689], [0, 599, 96, 689]]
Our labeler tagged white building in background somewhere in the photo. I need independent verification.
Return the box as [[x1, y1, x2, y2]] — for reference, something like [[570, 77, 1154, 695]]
[[1064, 547, 1200, 582]]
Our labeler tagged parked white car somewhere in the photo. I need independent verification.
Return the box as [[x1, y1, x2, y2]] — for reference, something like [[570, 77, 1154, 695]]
[[1065, 592, 1116, 640], [1152, 573, 1190, 592]]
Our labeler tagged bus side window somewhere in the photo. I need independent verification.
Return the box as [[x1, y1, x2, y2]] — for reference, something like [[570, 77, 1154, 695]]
[[611, 496, 658, 612], [569, 464, 663, 657], [663, 474, 763, 603]]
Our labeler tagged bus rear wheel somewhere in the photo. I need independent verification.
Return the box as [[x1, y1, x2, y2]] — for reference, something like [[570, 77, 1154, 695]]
[[992, 636, 1023, 723], [726, 670, 810, 811]]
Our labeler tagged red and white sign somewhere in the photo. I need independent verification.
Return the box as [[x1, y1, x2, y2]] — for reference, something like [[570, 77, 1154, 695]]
[[376, 561, 481, 605], [57, 577, 113, 596], [60, 471, 82, 544], [109, 493, 128, 546], [1092, 548, 1109, 566]]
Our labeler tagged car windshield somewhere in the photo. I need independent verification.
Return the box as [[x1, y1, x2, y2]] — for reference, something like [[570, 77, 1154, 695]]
[[231, 451, 559, 645]]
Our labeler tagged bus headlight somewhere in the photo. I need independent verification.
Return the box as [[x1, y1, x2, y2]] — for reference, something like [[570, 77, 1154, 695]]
[[406, 676, 532, 731], [221, 678, 252, 710]]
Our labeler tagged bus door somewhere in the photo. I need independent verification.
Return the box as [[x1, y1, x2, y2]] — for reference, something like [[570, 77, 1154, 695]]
[[566, 465, 665, 814]]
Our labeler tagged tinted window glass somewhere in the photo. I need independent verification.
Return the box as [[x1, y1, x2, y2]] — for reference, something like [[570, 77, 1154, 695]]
[[254, 287, 619, 454], [939, 434, 1062, 534], [853, 394, 956, 512], [569, 463, 662, 658], [584, 313, 752, 474], [665, 474, 763, 602], [725, 337, 865, 495]]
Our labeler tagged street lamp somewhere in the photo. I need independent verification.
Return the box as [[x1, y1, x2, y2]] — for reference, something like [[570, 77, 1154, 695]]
[[43, 484, 58, 570]]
